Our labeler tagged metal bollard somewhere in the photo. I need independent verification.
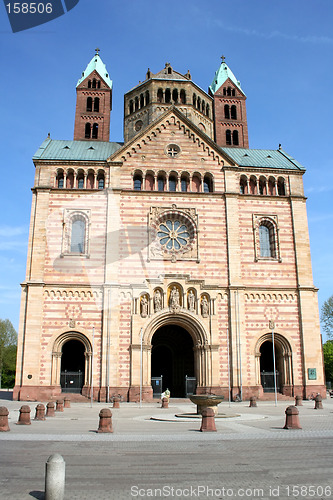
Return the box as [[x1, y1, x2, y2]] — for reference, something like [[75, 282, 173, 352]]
[[113, 396, 120, 409], [56, 400, 64, 412], [97, 408, 113, 433], [249, 396, 257, 407], [161, 397, 169, 409], [284, 406, 302, 429], [17, 405, 31, 425], [64, 397, 71, 409], [314, 394, 323, 409], [295, 395, 303, 406], [45, 454, 65, 500], [0, 407, 10, 432], [200, 407, 217, 432], [35, 404, 46, 421], [46, 402, 55, 417]]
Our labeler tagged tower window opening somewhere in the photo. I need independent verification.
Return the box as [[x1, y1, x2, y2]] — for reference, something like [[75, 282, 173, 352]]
[[172, 89, 178, 102], [165, 89, 171, 103], [226, 129, 232, 145], [180, 89, 186, 104], [86, 97, 92, 112], [133, 173, 142, 191], [140, 94, 144, 108], [92, 123, 98, 139], [277, 178, 286, 196], [231, 105, 237, 120], [203, 174, 213, 193], [85, 123, 91, 139], [88, 80, 91, 88], [93, 97, 100, 112], [227, 87, 232, 96], [135, 97, 139, 111], [232, 130, 239, 145], [206, 104, 210, 117], [146, 91, 150, 105], [224, 104, 230, 119], [193, 94, 197, 107], [157, 89, 163, 103], [129, 100, 133, 114], [92, 79, 97, 88]]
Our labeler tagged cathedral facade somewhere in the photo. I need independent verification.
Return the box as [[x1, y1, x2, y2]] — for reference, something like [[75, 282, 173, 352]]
[[14, 51, 325, 402]]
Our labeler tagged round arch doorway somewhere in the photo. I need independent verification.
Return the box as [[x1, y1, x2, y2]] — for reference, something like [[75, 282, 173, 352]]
[[60, 339, 85, 393], [260, 340, 282, 393], [151, 324, 195, 397]]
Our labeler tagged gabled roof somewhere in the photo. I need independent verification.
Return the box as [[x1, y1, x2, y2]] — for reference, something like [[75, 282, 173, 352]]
[[33, 138, 123, 161], [76, 52, 112, 88], [209, 59, 243, 95], [221, 147, 305, 171]]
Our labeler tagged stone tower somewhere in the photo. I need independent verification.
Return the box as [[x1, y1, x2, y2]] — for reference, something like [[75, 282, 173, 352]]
[[209, 56, 249, 148], [124, 63, 214, 143], [74, 49, 112, 142]]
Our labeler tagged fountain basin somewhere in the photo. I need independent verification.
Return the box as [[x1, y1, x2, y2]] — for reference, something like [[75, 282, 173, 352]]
[[189, 394, 224, 415]]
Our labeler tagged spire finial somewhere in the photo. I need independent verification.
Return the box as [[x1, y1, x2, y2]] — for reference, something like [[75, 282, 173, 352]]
[[95, 48, 100, 56], [221, 55, 226, 63]]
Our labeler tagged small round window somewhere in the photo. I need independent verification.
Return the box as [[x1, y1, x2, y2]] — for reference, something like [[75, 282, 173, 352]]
[[165, 144, 181, 158], [157, 219, 190, 250]]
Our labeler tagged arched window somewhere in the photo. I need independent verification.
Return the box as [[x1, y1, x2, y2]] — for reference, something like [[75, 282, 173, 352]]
[[93, 97, 99, 112], [202, 100, 205, 113], [157, 175, 165, 192], [77, 173, 84, 189], [168, 66, 172, 75], [92, 79, 97, 89], [71, 218, 86, 253], [240, 177, 247, 194], [129, 100, 133, 114], [165, 89, 171, 103], [180, 89, 186, 104], [92, 123, 98, 139], [140, 94, 144, 108], [232, 130, 239, 145], [135, 97, 139, 111], [193, 94, 197, 107], [88, 80, 92, 88], [250, 177, 257, 194], [87, 172, 94, 189], [145, 174, 154, 191], [85, 123, 91, 139], [259, 178, 266, 195], [192, 175, 201, 192], [181, 174, 189, 192], [97, 81, 101, 89], [197, 97, 201, 110], [203, 174, 213, 193], [226, 130, 232, 145], [277, 178, 286, 196], [259, 224, 272, 258], [86, 97, 92, 112], [224, 105, 230, 119], [146, 91, 150, 105], [169, 175, 177, 192], [57, 171, 64, 188], [231, 105, 237, 120], [157, 89, 163, 103], [133, 173, 142, 191], [227, 87, 232, 96], [97, 172, 105, 190], [172, 89, 178, 102], [268, 178, 275, 195], [66, 171, 74, 189], [206, 104, 210, 117]]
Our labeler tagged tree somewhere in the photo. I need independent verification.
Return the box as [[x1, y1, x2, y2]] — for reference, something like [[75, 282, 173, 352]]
[[323, 340, 333, 385], [0, 319, 17, 389], [321, 295, 333, 339]]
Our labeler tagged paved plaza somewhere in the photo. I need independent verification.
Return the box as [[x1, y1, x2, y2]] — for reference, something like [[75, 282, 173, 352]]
[[0, 394, 333, 499]]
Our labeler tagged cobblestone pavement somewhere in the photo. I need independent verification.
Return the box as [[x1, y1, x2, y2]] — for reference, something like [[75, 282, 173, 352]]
[[1, 396, 333, 499]]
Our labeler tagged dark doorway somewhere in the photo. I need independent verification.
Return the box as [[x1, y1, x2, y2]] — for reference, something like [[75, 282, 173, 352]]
[[260, 340, 281, 392], [60, 339, 85, 393], [151, 325, 194, 397]]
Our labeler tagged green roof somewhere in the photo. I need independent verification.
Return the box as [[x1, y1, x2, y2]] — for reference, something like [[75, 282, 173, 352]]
[[209, 60, 243, 95], [221, 147, 305, 171], [76, 52, 112, 88], [33, 138, 123, 161]]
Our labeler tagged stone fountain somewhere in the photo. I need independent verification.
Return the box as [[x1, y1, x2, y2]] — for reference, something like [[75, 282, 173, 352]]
[[189, 394, 224, 416]]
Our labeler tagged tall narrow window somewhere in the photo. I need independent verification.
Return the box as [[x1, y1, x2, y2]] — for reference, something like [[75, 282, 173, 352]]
[[129, 100, 133, 114], [259, 225, 271, 258], [145, 91, 150, 105], [85, 123, 91, 139], [92, 79, 97, 89], [172, 89, 178, 102], [98, 174, 105, 189], [203, 175, 213, 193], [169, 175, 177, 192], [180, 89, 186, 104], [77, 176, 84, 189], [86, 97, 92, 112], [231, 105, 237, 119], [224, 105, 230, 119], [277, 178, 286, 196], [140, 94, 144, 108], [133, 174, 142, 190], [57, 173, 64, 188], [158, 176, 165, 192], [165, 89, 171, 103], [181, 175, 188, 192], [157, 89, 163, 103], [233, 130, 239, 145], [71, 219, 86, 253], [92, 123, 98, 139], [226, 130, 232, 145], [93, 97, 99, 112]]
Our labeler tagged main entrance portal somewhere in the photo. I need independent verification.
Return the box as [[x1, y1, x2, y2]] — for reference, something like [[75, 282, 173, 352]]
[[151, 325, 195, 397], [60, 339, 85, 393], [260, 340, 281, 393]]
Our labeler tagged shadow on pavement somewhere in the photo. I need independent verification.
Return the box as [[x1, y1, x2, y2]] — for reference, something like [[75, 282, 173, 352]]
[[0, 390, 13, 401], [29, 491, 44, 499]]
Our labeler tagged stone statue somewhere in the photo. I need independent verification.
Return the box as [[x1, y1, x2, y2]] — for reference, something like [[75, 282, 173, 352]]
[[141, 295, 148, 318], [154, 290, 162, 312], [188, 290, 195, 312], [201, 296, 209, 317], [170, 286, 180, 312]]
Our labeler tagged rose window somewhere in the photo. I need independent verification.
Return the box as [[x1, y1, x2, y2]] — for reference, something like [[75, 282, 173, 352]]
[[157, 220, 190, 251]]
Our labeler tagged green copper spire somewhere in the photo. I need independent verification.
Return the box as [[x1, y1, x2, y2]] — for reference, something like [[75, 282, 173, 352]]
[[209, 55, 243, 95], [76, 49, 113, 88]]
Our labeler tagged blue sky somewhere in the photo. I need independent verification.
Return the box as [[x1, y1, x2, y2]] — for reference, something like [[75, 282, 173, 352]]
[[0, 0, 332, 339]]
